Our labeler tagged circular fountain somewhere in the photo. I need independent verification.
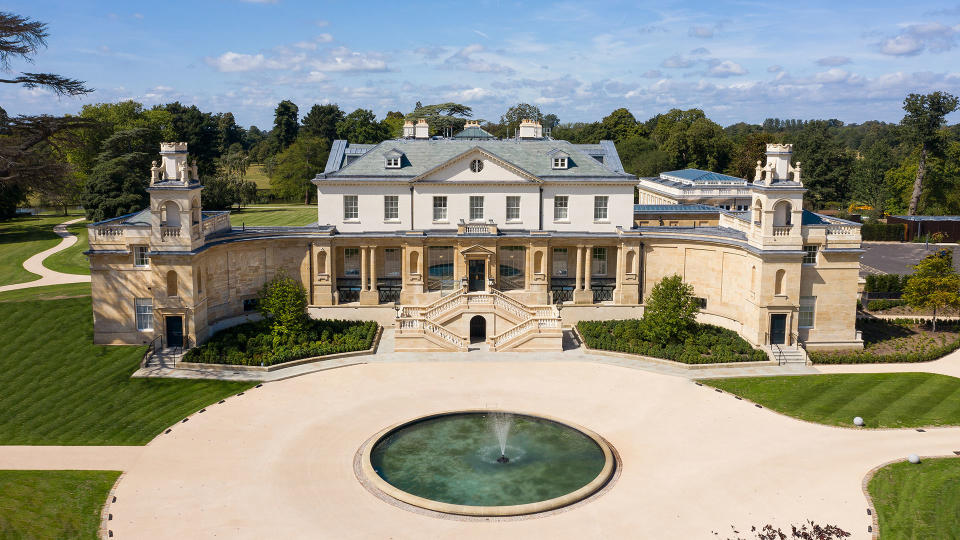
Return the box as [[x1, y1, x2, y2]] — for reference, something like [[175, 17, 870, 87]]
[[359, 411, 616, 517]]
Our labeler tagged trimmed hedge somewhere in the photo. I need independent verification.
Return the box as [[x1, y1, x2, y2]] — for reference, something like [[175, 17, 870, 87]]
[[867, 299, 907, 311], [184, 319, 378, 366], [865, 274, 910, 293], [810, 319, 960, 364], [861, 221, 905, 241], [577, 319, 767, 364]]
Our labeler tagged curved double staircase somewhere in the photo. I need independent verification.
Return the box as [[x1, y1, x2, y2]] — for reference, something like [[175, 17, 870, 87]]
[[395, 287, 563, 352]]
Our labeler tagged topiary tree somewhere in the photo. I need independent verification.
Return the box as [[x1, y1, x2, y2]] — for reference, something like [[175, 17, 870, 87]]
[[258, 272, 308, 340], [643, 274, 700, 343], [903, 249, 960, 331]]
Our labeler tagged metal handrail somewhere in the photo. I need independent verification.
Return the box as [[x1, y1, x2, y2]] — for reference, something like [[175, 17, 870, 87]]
[[773, 343, 785, 365], [140, 336, 163, 368]]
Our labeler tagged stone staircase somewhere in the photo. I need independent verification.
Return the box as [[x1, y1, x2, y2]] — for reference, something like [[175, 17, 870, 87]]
[[394, 287, 562, 352], [768, 344, 808, 365]]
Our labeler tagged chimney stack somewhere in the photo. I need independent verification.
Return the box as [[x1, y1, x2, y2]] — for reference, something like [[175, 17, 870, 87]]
[[414, 118, 429, 139], [518, 118, 543, 139], [402, 120, 415, 138]]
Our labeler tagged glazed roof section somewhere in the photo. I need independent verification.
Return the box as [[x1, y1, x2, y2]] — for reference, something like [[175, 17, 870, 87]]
[[634, 204, 720, 214], [659, 169, 747, 185], [319, 138, 634, 180], [453, 125, 496, 139]]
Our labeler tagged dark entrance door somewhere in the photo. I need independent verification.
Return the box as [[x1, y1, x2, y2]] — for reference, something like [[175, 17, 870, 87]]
[[769, 314, 787, 345], [470, 315, 486, 343], [166, 316, 183, 348], [468, 259, 486, 292]]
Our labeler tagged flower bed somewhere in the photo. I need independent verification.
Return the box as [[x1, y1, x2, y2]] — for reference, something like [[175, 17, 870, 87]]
[[184, 319, 379, 366], [811, 319, 960, 364], [576, 319, 767, 364]]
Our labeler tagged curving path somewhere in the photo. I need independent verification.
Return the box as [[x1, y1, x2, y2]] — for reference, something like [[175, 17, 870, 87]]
[[0, 218, 91, 293], [100, 360, 958, 539]]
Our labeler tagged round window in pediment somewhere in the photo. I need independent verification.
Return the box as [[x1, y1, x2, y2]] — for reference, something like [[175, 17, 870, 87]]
[[470, 159, 484, 173]]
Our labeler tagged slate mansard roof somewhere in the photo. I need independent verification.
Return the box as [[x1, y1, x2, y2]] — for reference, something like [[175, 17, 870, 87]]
[[318, 138, 635, 182]]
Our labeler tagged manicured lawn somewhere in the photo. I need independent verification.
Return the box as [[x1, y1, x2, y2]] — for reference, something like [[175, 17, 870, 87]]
[[229, 205, 316, 227], [0, 283, 91, 303], [246, 163, 271, 189], [0, 296, 254, 445], [0, 470, 119, 539], [43, 220, 90, 275], [700, 373, 960, 428], [868, 457, 960, 538], [0, 213, 82, 286]]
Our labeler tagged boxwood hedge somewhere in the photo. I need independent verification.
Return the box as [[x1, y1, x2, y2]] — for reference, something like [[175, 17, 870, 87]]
[[576, 319, 767, 364], [183, 318, 378, 366]]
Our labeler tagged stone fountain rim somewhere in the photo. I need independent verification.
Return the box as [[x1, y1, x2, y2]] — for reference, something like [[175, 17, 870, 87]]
[[358, 409, 617, 517]]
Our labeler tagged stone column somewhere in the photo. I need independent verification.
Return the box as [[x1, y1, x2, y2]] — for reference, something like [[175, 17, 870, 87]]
[[369, 247, 378, 293], [359, 245, 379, 305], [360, 246, 369, 292], [573, 244, 593, 304], [584, 245, 593, 292], [575, 246, 584, 290]]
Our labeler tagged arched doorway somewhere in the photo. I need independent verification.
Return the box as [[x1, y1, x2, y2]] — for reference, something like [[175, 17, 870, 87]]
[[469, 315, 486, 343]]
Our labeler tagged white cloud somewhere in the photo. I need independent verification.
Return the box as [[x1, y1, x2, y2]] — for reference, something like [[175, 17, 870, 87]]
[[641, 69, 662, 78], [661, 54, 693, 68], [878, 22, 960, 56], [442, 44, 515, 74], [205, 52, 270, 72], [688, 25, 714, 38], [816, 56, 851, 66], [767, 65, 783, 73], [880, 34, 924, 55], [308, 47, 388, 72], [707, 60, 747, 77], [689, 47, 710, 56], [813, 68, 853, 83], [473, 30, 489, 39]]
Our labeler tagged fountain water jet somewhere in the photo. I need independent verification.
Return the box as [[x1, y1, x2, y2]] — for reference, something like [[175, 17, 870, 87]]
[[490, 411, 513, 463]]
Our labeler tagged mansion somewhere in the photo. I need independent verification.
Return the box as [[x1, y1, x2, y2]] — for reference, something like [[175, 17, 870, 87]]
[[87, 120, 864, 354]]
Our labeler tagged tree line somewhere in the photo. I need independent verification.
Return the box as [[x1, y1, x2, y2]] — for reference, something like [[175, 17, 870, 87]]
[[1, 11, 957, 223]]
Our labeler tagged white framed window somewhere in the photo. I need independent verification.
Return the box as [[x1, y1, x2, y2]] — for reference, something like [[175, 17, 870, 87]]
[[554, 195, 569, 220], [469, 196, 484, 221], [385, 157, 401, 168], [433, 196, 447, 221], [384, 247, 401, 277], [552, 157, 568, 169], [133, 246, 149, 267], [343, 195, 358, 221], [552, 248, 568, 276], [593, 196, 609, 221], [505, 196, 521, 221], [799, 296, 816, 328], [343, 248, 360, 276], [384, 195, 399, 221], [135, 298, 153, 331], [802, 245, 818, 265], [591, 247, 607, 275]]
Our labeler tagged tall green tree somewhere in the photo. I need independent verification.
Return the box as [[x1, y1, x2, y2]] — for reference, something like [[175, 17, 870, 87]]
[[269, 136, 330, 204], [727, 132, 776, 180], [81, 127, 158, 222], [336, 109, 389, 144], [272, 100, 300, 150], [790, 120, 854, 206], [903, 250, 960, 331], [301, 104, 344, 141], [405, 102, 472, 136], [901, 91, 959, 215], [216, 112, 243, 155], [162, 102, 219, 178], [499, 103, 542, 137], [598, 108, 640, 142], [651, 109, 731, 172], [642, 274, 700, 343], [851, 141, 897, 217]]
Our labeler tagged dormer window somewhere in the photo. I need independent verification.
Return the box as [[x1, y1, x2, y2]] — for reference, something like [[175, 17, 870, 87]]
[[383, 149, 404, 169], [386, 157, 401, 168], [551, 154, 569, 169]]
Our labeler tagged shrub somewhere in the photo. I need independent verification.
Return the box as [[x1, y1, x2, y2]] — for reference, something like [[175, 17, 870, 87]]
[[864, 274, 910, 293], [258, 273, 309, 340], [866, 299, 907, 311], [183, 318, 378, 366], [810, 319, 960, 364], [643, 274, 700, 344], [861, 221, 904, 241], [577, 319, 767, 364]]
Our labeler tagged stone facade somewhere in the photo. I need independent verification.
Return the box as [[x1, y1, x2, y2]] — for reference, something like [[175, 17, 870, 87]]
[[87, 138, 863, 353]]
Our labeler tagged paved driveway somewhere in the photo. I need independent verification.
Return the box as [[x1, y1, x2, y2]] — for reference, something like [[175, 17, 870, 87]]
[[107, 360, 958, 539], [860, 242, 960, 276]]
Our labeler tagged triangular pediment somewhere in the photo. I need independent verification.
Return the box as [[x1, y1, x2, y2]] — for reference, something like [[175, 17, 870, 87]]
[[412, 147, 541, 183], [460, 244, 497, 256]]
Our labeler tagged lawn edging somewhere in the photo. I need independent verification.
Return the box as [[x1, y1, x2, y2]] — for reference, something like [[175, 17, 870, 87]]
[[177, 324, 382, 372], [572, 325, 777, 370]]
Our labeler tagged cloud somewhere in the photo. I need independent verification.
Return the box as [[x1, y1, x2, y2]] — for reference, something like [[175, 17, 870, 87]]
[[308, 47, 388, 72], [414, 46, 446, 60], [878, 23, 960, 56], [689, 47, 710, 56], [813, 68, 855, 84], [133, 13, 144, 19], [442, 44, 515, 74], [473, 30, 489, 39], [205, 52, 277, 72], [314, 19, 329, 27], [707, 59, 747, 77], [447, 87, 496, 101], [293, 34, 333, 50], [641, 70, 662, 78], [688, 25, 714, 38], [661, 54, 693, 68], [767, 65, 783, 73], [816, 55, 851, 66]]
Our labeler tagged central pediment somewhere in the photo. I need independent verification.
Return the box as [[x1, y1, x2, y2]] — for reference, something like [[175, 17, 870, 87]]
[[460, 244, 497, 256], [411, 147, 541, 183]]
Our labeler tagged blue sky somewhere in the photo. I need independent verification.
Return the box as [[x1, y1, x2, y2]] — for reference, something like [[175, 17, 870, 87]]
[[2, 0, 960, 128]]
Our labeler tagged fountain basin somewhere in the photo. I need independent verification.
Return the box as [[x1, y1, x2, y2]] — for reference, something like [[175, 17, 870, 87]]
[[360, 411, 616, 517]]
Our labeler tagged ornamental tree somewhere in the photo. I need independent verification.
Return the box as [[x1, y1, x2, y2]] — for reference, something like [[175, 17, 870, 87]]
[[258, 273, 309, 340], [903, 249, 960, 331], [643, 274, 700, 343]]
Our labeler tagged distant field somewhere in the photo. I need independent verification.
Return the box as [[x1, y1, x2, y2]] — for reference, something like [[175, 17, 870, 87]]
[[246, 163, 271, 189], [229, 205, 316, 227]]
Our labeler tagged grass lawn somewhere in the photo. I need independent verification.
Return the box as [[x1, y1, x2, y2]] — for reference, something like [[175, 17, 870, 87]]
[[700, 373, 960, 428], [229, 205, 316, 227], [868, 457, 960, 538], [246, 163, 271, 189], [0, 283, 91, 303], [0, 213, 83, 286], [0, 295, 254, 445], [43, 220, 90, 275], [0, 470, 119, 539]]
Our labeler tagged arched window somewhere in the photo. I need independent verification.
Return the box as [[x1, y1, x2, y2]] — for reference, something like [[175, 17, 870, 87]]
[[164, 201, 181, 227], [752, 200, 763, 224], [166, 270, 178, 297], [773, 200, 792, 227], [626, 250, 636, 275], [775, 269, 785, 295], [534, 251, 544, 274], [192, 197, 201, 224], [317, 250, 327, 276], [409, 250, 420, 275]]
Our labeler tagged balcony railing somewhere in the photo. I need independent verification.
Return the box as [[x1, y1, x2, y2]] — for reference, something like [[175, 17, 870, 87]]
[[772, 225, 793, 236], [550, 277, 576, 303], [160, 226, 181, 240], [591, 277, 616, 302], [336, 277, 361, 303], [377, 277, 402, 304]]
